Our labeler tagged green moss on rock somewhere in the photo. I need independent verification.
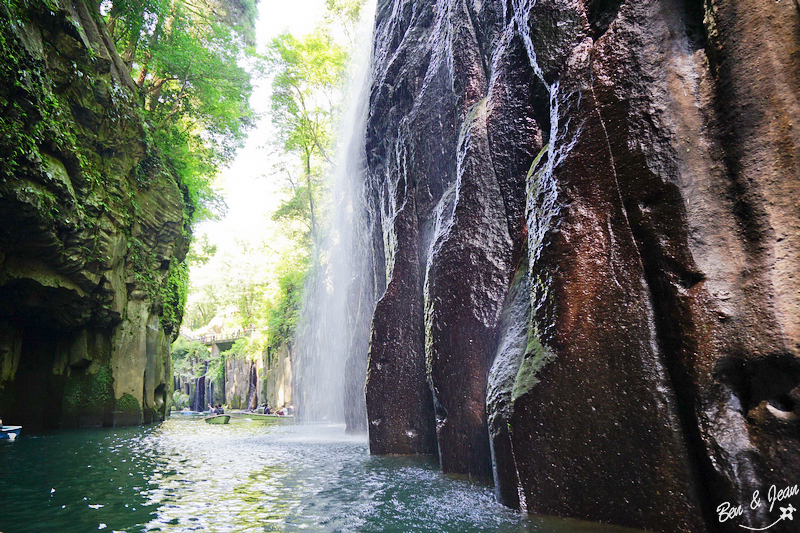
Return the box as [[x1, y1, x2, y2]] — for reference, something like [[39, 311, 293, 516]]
[[511, 330, 556, 403], [115, 392, 140, 414], [161, 259, 188, 339], [62, 361, 114, 426]]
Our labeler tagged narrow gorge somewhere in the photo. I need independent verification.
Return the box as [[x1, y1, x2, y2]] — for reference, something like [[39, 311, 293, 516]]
[[1, 0, 799, 531]]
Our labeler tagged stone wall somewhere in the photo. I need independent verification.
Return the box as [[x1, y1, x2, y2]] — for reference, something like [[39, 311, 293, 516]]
[[265, 344, 292, 411], [215, 343, 293, 412], [225, 355, 256, 410], [0, 0, 189, 429], [362, 0, 800, 531]]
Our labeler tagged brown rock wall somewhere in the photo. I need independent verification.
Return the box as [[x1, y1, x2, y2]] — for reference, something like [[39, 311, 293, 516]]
[[363, 0, 800, 530]]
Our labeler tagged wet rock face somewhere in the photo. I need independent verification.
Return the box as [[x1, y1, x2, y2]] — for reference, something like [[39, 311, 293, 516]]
[[364, 0, 800, 530], [0, 1, 188, 429], [366, 194, 438, 454]]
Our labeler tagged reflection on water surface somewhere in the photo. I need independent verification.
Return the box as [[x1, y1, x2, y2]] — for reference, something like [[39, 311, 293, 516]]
[[0, 418, 642, 532]]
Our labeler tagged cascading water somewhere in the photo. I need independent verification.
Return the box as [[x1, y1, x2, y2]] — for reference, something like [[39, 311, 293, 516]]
[[246, 362, 258, 411], [512, 0, 583, 272], [293, 0, 378, 431]]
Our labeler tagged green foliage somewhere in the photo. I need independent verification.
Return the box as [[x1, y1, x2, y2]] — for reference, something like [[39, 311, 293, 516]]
[[103, 0, 258, 222], [268, 29, 347, 148], [172, 389, 190, 409], [323, 0, 363, 46], [224, 337, 251, 358], [222, 335, 267, 365], [171, 337, 211, 362], [185, 232, 217, 266], [271, 183, 314, 246], [161, 259, 189, 338], [266, 265, 307, 352], [116, 392, 141, 414], [183, 280, 221, 329]]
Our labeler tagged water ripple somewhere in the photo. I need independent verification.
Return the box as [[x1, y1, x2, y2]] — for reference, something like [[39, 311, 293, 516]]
[[1, 419, 642, 532]]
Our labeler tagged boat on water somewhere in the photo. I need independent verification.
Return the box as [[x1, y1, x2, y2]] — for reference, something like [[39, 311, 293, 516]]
[[0, 425, 22, 440], [204, 414, 231, 424]]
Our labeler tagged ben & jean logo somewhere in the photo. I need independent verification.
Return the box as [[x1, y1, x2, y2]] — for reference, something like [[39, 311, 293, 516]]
[[717, 483, 798, 531]]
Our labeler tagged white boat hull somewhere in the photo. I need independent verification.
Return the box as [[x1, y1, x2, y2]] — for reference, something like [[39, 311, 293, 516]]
[[0, 426, 22, 440]]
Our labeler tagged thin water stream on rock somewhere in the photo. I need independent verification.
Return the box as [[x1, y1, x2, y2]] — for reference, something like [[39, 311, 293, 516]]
[[0, 419, 642, 532]]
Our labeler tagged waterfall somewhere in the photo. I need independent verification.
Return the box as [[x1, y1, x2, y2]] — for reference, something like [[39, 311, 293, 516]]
[[246, 361, 258, 411], [191, 372, 206, 412], [293, 0, 378, 431]]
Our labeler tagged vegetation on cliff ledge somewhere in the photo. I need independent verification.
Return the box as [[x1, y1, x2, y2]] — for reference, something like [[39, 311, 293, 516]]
[[102, 0, 258, 222]]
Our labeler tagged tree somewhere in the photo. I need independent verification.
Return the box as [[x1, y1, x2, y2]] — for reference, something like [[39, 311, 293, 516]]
[[322, 0, 364, 48], [101, 0, 258, 221], [185, 232, 218, 266], [265, 28, 347, 241]]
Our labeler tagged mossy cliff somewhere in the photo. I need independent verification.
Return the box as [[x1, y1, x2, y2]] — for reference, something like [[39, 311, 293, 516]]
[[0, 0, 189, 428]]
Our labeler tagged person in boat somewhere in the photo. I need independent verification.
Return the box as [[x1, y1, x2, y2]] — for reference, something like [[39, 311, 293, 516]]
[[214, 404, 224, 415]]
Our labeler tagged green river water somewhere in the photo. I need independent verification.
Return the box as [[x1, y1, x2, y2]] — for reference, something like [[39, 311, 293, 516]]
[[0, 418, 640, 532]]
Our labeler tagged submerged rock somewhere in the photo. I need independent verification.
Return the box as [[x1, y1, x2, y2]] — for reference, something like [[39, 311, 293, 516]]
[[0, 1, 189, 429], [363, 0, 800, 530]]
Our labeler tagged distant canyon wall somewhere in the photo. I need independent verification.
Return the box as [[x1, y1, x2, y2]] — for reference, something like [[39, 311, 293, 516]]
[[360, 0, 800, 531], [175, 344, 293, 412], [264, 343, 293, 410], [225, 346, 292, 411], [0, 1, 189, 428]]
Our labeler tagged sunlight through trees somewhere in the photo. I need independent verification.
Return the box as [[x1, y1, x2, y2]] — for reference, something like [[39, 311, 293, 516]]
[[101, 0, 258, 221]]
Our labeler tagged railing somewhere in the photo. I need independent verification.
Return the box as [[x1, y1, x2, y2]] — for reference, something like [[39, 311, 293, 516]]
[[182, 326, 256, 346]]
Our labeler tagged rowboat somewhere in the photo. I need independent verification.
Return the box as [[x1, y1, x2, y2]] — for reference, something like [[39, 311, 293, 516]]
[[204, 414, 230, 424], [0, 425, 22, 440]]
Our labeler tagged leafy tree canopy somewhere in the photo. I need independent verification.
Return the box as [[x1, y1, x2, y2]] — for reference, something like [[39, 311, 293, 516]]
[[264, 0, 361, 242], [101, 0, 258, 221]]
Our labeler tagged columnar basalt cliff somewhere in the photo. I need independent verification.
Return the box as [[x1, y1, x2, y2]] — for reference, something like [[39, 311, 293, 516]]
[[0, 1, 190, 428], [226, 351, 293, 411], [361, 0, 800, 531]]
